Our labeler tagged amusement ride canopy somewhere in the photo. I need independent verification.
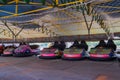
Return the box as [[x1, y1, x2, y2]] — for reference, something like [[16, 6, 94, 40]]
[[0, 0, 120, 42]]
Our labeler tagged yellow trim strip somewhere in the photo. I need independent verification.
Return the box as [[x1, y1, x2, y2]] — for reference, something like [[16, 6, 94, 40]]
[[0, 15, 15, 18], [18, 1, 25, 3], [0, 0, 15, 6], [8, 1, 15, 4], [59, 0, 83, 7], [19, 1, 42, 5], [29, 2, 42, 5], [0, 10, 14, 14], [18, 6, 53, 15], [0, 6, 53, 18]]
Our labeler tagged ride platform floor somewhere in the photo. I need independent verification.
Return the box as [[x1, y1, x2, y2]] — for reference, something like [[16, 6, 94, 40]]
[[0, 56, 120, 80]]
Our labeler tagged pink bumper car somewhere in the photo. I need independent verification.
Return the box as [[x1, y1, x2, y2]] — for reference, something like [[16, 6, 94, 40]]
[[62, 48, 85, 60], [30, 45, 40, 55], [39, 48, 63, 59], [13, 45, 33, 57], [1, 47, 15, 56]]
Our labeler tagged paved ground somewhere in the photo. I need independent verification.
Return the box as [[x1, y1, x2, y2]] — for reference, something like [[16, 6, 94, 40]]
[[0, 56, 120, 80]]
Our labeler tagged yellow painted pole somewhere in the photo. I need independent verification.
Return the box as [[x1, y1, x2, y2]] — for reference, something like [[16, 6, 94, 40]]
[[15, 0, 19, 16], [56, 0, 59, 5], [15, 0, 19, 4], [15, 5, 18, 16]]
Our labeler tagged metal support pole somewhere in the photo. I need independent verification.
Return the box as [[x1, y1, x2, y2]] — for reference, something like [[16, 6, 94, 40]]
[[3, 20, 16, 36], [80, 5, 96, 40], [82, 11, 90, 39], [2, 20, 24, 42], [15, 26, 24, 37], [13, 35, 16, 42]]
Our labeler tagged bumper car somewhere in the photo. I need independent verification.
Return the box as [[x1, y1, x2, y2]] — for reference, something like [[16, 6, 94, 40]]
[[31, 49, 40, 55], [1, 47, 14, 56], [13, 45, 33, 57], [0, 45, 4, 55], [89, 48, 115, 61], [30, 45, 40, 55], [116, 52, 120, 62], [62, 48, 86, 60], [39, 48, 63, 59]]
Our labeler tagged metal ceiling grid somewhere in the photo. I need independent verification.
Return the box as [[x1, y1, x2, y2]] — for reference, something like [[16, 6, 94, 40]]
[[95, 0, 120, 17]]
